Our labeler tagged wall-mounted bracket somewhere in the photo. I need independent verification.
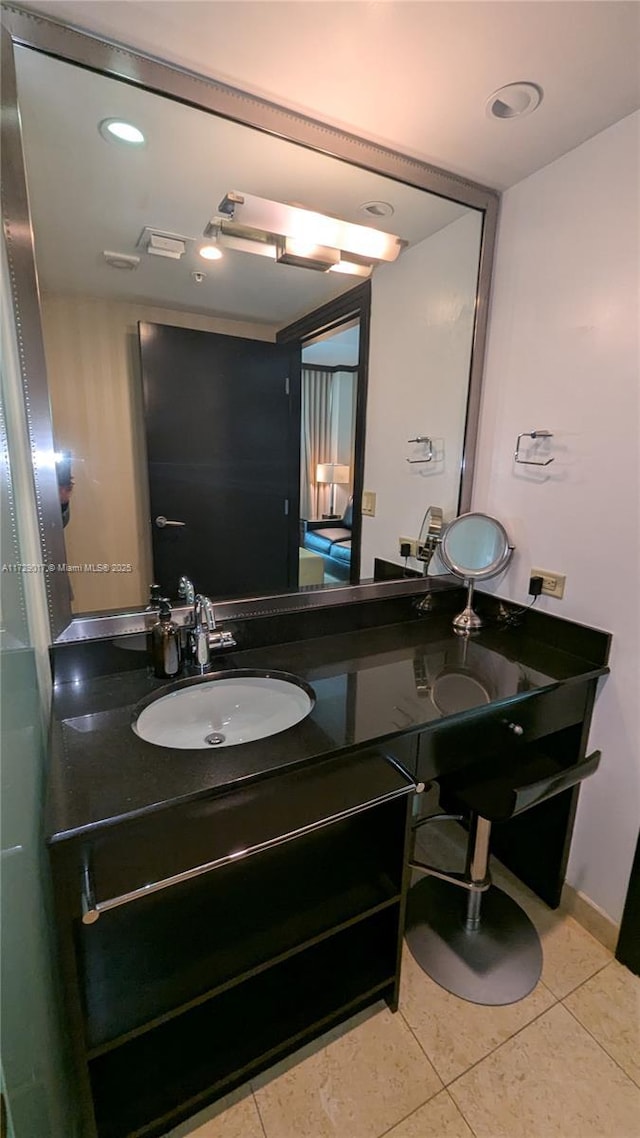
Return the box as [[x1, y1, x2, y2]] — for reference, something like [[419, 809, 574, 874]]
[[514, 430, 554, 466], [406, 436, 433, 464]]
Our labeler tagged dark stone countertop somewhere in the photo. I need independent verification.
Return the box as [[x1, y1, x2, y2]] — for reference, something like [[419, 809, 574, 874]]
[[46, 607, 610, 846]]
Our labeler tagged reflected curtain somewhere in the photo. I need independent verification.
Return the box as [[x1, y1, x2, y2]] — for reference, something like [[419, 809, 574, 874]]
[[300, 367, 334, 519]]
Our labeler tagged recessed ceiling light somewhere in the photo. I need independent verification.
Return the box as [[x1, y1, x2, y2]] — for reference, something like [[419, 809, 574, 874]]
[[99, 118, 145, 145], [486, 83, 543, 120], [199, 245, 223, 261], [361, 201, 395, 219]]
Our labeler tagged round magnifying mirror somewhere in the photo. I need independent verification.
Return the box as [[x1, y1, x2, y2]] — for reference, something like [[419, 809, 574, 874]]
[[439, 512, 513, 634]]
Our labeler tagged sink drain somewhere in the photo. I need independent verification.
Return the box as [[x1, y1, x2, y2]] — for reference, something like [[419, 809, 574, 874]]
[[205, 731, 226, 746]]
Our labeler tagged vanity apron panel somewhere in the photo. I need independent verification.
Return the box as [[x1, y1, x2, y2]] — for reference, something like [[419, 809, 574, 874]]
[[74, 748, 414, 913]]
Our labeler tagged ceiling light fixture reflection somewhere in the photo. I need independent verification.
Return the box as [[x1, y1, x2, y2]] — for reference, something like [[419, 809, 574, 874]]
[[328, 260, 372, 278], [275, 237, 339, 272], [204, 191, 406, 274], [199, 244, 223, 261], [99, 118, 145, 145]]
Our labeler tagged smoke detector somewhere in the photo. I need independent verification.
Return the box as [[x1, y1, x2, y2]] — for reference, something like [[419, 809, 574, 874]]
[[103, 251, 140, 270], [486, 82, 543, 120]]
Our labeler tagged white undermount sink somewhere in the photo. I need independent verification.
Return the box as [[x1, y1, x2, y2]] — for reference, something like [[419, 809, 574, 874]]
[[132, 669, 315, 749]]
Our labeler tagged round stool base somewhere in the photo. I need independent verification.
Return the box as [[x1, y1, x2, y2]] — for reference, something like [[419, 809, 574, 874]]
[[405, 876, 542, 1006]]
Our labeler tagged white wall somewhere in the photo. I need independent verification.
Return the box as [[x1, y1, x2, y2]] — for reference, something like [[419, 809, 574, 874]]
[[472, 111, 639, 924], [362, 210, 483, 577]]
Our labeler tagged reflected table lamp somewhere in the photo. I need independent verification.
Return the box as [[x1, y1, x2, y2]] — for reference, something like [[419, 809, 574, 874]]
[[316, 463, 350, 518]]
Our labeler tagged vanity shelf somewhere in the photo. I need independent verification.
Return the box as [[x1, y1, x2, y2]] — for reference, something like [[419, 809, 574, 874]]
[[89, 910, 398, 1138]]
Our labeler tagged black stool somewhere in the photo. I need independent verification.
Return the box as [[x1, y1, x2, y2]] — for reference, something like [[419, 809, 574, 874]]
[[405, 748, 601, 1006]]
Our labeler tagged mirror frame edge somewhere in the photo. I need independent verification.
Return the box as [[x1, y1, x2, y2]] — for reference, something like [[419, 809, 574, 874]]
[[1, 3, 500, 644]]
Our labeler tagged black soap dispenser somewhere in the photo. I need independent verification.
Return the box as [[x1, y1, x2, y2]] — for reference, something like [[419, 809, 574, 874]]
[[150, 599, 181, 679]]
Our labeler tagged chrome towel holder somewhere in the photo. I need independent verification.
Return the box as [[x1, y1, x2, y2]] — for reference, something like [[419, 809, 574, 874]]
[[406, 436, 433, 464], [514, 430, 554, 466]]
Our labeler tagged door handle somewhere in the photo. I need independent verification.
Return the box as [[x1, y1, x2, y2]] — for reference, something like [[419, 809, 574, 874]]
[[155, 515, 186, 528]]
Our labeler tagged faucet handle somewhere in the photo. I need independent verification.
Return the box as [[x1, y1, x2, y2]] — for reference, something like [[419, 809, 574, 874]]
[[178, 576, 195, 604], [209, 629, 237, 651], [202, 596, 217, 629]]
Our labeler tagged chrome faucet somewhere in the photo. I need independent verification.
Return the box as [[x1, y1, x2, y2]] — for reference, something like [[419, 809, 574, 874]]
[[186, 589, 236, 671], [190, 594, 215, 669]]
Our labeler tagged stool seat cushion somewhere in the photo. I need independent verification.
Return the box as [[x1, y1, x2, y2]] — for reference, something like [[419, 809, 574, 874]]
[[446, 748, 601, 823]]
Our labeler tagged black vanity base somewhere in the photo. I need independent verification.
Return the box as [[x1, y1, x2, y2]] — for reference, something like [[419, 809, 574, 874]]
[[405, 876, 542, 1006], [46, 595, 611, 1137], [51, 749, 414, 1138]]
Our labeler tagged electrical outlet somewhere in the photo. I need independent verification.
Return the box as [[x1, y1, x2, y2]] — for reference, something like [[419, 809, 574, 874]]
[[362, 490, 376, 517], [399, 536, 418, 558], [531, 567, 566, 599]]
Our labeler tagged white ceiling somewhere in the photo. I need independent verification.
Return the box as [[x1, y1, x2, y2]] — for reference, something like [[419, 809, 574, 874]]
[[15, 44, 469, 325], [17, 0, 640, 190]]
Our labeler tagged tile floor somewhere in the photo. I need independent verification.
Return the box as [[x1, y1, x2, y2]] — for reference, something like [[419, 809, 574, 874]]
[[168, 826, 639, 1138]]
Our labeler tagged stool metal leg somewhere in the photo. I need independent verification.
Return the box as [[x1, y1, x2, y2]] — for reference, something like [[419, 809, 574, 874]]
[[464, 814, 491, 931], [405, 812, 543, 1006]]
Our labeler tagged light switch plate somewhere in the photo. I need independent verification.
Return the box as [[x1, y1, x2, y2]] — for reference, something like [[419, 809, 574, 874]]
[[362, 490, 376, 517]]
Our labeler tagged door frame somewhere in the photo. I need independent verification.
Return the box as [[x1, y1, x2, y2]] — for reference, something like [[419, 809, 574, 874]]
[[616, 828, 640, 975], [278, 281, 371, 584]]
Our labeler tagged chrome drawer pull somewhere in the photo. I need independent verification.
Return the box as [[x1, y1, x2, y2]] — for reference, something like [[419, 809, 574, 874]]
[[505, 721, 524, 736]]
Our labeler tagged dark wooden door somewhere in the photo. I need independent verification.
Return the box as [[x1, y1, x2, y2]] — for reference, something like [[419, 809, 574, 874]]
[[139, 322, 299, 601]]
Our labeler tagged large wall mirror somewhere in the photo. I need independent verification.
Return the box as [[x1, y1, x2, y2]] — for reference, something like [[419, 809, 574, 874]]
[[1, 7, 498, 641]]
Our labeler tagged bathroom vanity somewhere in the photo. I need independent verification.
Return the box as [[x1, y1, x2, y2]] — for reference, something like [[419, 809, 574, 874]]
[[46, 590, 610, 1138]]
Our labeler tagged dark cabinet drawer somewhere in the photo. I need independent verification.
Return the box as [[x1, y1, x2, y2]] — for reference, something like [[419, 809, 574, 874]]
[[71, 748, 413, 919], [416, 680, 591, 782]]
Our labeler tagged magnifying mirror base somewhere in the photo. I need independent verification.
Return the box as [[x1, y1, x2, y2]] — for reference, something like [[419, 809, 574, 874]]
[[453, 608, 483, 635]]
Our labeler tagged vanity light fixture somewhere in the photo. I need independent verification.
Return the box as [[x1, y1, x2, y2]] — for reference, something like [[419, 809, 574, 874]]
[[275, 237, 340, 272], [98, 118, 145, 145], [328, 260, 372, 278], [485, 82, 543, 120], [204, 191, 405, 274]]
